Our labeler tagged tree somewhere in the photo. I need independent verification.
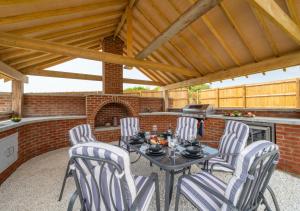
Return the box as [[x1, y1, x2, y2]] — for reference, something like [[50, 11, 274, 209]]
[[188, 84, 210, 92], [124, 86, 150, 91]]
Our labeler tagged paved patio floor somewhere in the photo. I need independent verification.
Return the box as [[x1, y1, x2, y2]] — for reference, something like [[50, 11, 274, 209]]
[[0, 145, 299, 211]]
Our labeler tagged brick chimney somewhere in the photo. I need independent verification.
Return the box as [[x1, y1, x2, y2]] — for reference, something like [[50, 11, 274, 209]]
[[102, 36, 124, 94]]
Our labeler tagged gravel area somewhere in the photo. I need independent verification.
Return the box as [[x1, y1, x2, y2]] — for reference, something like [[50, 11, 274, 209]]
[[0, 146, 299, 211]]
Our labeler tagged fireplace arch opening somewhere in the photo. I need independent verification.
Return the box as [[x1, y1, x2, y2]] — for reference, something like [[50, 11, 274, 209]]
[[94, 102, 133, 129]]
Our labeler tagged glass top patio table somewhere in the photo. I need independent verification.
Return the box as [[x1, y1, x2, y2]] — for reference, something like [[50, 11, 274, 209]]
[[121, 136, 219, 211]]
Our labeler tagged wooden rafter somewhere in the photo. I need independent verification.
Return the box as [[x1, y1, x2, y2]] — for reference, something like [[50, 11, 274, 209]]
[[202, 16, 241, 65], [135, 7, 201, 74], [114, 0, 137, 37], [126, 8, 133, 58], [0, 32, 198, 77], [10, 10, 122, 36], [0, 60, 28, 82], [285, 0, 300, 25], [163, 51, 300, 90], [249, 0, 300, 45], [219, 2, 258, 62], [136, 0, 221, 59], [250, 6, 280, 56], [0, 0, 126, 25]]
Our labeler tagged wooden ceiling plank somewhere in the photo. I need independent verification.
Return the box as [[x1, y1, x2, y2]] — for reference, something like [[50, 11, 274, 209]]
[[285, 0, 300, 25], [249, 0, 300, 45], [250, 6, 280, 56], [170, 1, 227, 69], [0, 0, 126, 25], [9, 10, 122, 36], [135, 7, 201, 74], [136, 0, 221, 59], [0, 60, 28, 82], [114, 0, 138, 37], [0, 32, 197, 76], [219, 3, 258, 62], [126, 8, 133, 58], [5, 28, 114, 65], [202, 16, 241, 66], [163, 51, 300, 90]]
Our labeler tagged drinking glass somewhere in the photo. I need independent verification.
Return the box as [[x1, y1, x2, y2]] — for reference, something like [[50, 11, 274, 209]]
[[145, 132, 151, 144], [152, 125, 158, 135]]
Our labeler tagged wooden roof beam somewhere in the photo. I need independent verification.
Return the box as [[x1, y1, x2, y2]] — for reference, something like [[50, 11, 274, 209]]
[[285, 0, 300, 25], [22, 69, 162, 86], [249, 0, 300, 45], [114, 0, 138, 38], [0, 32, 197, 77], [0, 60, 28, 82], [163, 51, 300, 90], [136, 0, 221, 59]]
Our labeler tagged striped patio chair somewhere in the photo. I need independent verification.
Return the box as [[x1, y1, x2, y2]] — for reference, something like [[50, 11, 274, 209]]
[[203, 120, 249, 172], [175, 117, 198, 141], [119, 117, 141, 164], [67, 142, 160, 211], [175, 140, 280, 211], [58, 124, 97, 201]]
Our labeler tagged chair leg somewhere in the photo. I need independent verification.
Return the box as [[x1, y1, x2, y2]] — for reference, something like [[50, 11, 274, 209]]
[[154, 174, 161, 211], [266, 185, 280, 211], [67, 191, 78, 211], [175, 178, 182, 211], [58, 160, 71, 201]]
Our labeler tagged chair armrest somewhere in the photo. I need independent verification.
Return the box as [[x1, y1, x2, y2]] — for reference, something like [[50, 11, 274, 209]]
[[130, 173, 158, 211], [182, 175, 237, 211], [67, 191, 79, 211]]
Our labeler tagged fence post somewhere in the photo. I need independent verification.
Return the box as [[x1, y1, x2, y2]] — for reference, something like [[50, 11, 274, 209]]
[[216, 88, 219, 108], [243, 85, 247, 108], [163, 90, 169, 111], [296, 78, 300, 109]]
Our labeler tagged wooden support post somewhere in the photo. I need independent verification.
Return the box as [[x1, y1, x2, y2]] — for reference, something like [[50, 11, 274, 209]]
[[11, 80, 24, 117], [296, 78, 300, 109], [163, 90, 169, 111]]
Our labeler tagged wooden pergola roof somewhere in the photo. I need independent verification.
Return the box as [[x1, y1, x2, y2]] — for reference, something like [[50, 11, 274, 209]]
[[0, 0, 300, 89]]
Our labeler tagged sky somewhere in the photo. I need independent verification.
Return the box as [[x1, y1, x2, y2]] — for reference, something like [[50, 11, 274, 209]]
[[0, 58, 300, 93]]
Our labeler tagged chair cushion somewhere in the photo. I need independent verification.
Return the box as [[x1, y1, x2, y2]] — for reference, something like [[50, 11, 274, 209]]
[[180, 171, 227, 211], [134, 175, 155, 211]]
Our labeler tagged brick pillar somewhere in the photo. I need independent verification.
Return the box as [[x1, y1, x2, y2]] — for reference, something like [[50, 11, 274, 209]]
[[102, 36, 124, 94]]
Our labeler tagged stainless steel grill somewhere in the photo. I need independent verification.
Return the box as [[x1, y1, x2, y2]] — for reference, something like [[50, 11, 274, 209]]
[[182, 104, 214, 118]]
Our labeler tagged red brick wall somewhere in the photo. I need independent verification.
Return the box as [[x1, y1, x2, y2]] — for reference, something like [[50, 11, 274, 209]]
[[140, 115, 178, 132], [0, 93, 12, 112], [95, 129, 121, 143], [0, 118, 86, 184], [140, 97, 164, 112], [23, 95, 86, 116], [276, 124, 300, 175], [102, 36, 124, 94]]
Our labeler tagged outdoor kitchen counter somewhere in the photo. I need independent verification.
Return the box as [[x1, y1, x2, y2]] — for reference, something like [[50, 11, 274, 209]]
[[0, 115, 87, 132], [206, 114, 300, 126], [139, 112, 300, 125]]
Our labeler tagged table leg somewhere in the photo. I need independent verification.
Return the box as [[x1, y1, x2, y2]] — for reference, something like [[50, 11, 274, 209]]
[[164, 170, 175, 211]]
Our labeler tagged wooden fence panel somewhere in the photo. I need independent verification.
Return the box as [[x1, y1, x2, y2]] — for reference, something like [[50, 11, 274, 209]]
[[219, 86, 244, 108]]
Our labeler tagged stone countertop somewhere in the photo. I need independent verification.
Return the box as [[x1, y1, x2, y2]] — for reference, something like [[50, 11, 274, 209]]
[[206, 114, 300, 125], [0, 115, 87, 133], [139, 112, 300, 125]]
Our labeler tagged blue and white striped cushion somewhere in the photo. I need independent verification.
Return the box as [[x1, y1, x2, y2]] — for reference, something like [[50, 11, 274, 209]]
[[69, 142, 137, 211], [69, 124, 96, 145], [120, 117, 139, 137], [175, 117, 198, 141], [180, 171, 227, 211], [218, 121, 249, 167], [221, 140, 279, 211], [134, 175, 155, 211]]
